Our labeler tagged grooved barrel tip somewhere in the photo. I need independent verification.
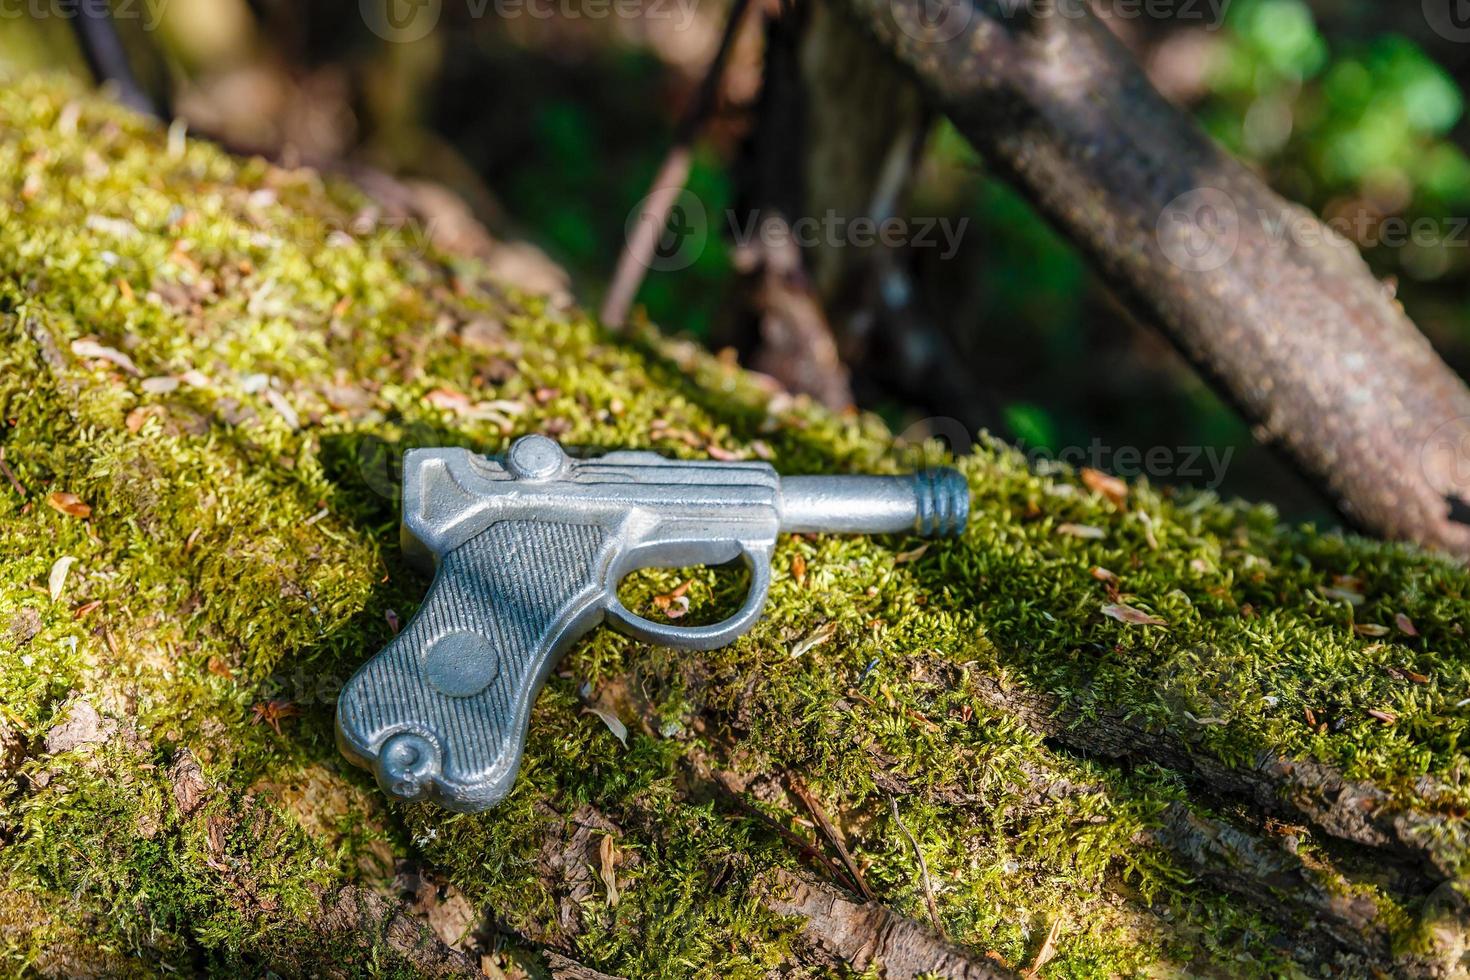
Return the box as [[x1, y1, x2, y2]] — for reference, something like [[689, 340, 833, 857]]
[[912, 468, 970, 538]]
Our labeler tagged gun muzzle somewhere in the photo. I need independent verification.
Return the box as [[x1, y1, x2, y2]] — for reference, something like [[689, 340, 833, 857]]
[[778, 470, 969, 538]]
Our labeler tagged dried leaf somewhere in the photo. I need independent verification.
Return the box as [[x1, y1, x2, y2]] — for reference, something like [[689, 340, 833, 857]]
[[790, 554, 807, 586], [141, 376, 179, 394], [74, 599, 103, 619], [1100, 603, 1168, 627], [48, 556, 76, 602], [71, 339, 139, 376], [598, 835, 620, 907], [264, 389, 300, 430], [125, 407, 150, 433], [652, 580, 692, 619], [582, 705, 628, 746], [1081, 468, 1128, 508], [705, 444, 740, 461], [1404, 669, 1430, 685], [790, 621, 839, 659], [425, 387, 469, 411], [656, 595, 690, 618], [45, 700, 116, 754], [1056, 523, 1106, 540], [1136, 509, 1160, 550], [1319, 586, 1365, 605], [895, 543, 930, 564], [46, 491, 92, 519], [1367, 709, 1397, 725], [1023, 918, 1063, 978], [1354, 623, 1390, 638], [1395, 613, 1419, 637], [1089, 566, 1119, 584]]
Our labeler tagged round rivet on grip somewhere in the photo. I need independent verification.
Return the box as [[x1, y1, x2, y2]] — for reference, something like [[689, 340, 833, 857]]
[[425, 630, 501, 698], [379, 732, 436, 800], [506, 434, 567, 481]]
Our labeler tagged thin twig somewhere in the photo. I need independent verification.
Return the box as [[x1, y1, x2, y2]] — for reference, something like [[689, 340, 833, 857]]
[[68, 2, 169, 119], [787, 774, 875, 901], [0, 447, 25, 497], [889, 795, 944, 938], [599, 0, 755, 328], [705, 768, 854, 889]]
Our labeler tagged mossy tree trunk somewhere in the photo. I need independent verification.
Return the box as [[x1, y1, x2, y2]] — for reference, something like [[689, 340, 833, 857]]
[[3, 76, 1470, 978]]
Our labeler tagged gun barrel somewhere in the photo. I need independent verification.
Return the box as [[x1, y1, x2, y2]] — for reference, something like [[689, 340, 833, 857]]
[[778, 470, 969, 538]]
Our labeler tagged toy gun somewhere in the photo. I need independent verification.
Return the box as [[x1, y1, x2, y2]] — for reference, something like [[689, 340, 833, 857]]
[[336, 434, 969, 811]]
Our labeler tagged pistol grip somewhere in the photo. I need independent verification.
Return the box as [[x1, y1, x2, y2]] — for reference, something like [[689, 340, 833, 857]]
[[336, 519, 611, 811]]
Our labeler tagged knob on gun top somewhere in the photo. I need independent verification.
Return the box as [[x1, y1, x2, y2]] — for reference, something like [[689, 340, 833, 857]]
[[336, 434, 970, 812]]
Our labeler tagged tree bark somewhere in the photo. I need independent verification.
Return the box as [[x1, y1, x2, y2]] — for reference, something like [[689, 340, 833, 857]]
[[842, 0, 1470, 557]]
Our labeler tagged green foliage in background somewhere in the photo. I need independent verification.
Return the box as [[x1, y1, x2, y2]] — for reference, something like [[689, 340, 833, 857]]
[[1206, 0, 1470, 282]]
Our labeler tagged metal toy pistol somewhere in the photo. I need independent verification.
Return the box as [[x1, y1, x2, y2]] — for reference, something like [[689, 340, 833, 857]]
[[336, 434, 969, 811]]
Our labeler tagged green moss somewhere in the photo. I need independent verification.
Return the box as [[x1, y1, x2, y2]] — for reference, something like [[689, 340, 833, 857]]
[[0, 72, 1467, 976]]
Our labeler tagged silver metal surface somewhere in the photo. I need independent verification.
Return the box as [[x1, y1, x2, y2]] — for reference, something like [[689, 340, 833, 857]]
[[336, 434, 969, 811]]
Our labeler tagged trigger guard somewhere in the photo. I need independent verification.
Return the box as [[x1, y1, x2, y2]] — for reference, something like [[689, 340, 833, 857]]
[[606, 545, 773, 651]]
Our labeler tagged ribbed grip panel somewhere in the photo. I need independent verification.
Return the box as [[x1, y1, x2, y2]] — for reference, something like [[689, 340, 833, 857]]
[[336, 520, 608, 809]]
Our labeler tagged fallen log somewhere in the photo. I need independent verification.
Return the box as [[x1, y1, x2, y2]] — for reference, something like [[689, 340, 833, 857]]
[[0, 75, 1468, 976]]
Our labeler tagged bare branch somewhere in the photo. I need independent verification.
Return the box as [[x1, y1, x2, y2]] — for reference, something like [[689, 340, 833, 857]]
[[844, 0, 1470, 556]]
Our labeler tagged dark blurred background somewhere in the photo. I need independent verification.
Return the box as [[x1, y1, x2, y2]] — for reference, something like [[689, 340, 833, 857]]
[[7, 0, 1470, 524]]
